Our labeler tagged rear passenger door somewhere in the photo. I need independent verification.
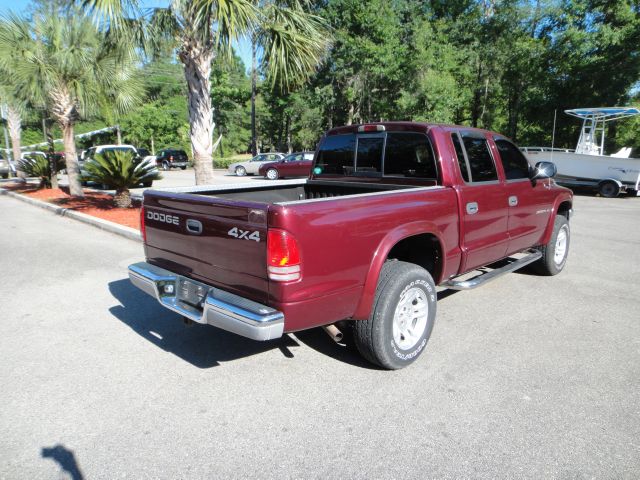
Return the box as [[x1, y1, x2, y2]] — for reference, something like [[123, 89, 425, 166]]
[[493, 137, 550, 254], [452, 131, 509, 272]]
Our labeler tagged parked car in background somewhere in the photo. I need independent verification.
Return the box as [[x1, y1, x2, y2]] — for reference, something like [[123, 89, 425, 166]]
[[228, 152, 285, 176], [0, 155, 11, 178], [156, 149, 189, 170], [81, 144, 157, 188], [258, 151, 315, 179]]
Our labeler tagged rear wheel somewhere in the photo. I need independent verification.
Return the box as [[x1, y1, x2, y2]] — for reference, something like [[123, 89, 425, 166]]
[[180, 166, 186, 170], [533, 215, 570, 276], [266, 168, 279, 180], [142, 181, 153, 188], [162, 161, 170, 171], [235, 166, 246, 176], [598, 180, 620, 198], [353, 261, 437, 370]]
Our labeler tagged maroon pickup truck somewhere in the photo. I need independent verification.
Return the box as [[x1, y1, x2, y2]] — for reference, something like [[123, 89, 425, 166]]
[[129, 122, 573, 369]]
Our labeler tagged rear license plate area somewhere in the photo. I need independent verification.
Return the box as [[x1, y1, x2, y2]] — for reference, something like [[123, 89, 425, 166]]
[[177, 277, 209, 309]]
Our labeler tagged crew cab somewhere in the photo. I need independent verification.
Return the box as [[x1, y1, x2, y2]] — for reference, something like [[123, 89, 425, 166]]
[[128, 122, 573, 369]]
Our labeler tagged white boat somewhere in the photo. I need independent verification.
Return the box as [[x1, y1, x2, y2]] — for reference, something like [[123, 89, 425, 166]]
[[522, 107, 640, 197]]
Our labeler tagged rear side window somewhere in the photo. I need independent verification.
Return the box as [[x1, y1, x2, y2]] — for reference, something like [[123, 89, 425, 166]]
[[315, 134, 356, 175], [495, 139, 531, 180], [461, 134, 498, 182], [451, 133, 470, 182], [384, 133, 437, 179]]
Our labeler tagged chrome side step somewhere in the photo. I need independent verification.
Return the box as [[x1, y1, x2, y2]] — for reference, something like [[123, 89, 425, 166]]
[[442, 251, 543, 291]]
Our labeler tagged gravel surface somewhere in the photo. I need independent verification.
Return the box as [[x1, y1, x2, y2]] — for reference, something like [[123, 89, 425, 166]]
[[0, 193, 638, 479]]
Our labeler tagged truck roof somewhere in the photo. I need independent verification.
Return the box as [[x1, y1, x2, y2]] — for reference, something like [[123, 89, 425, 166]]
[[326, 121, 500, 138]]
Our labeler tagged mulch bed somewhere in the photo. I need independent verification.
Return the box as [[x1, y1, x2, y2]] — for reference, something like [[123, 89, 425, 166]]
[[2, 182, 141, 229]]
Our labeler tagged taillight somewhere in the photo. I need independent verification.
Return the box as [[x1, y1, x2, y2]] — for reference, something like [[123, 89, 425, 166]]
[[140, 206, 147, 242], [267, 229, 301, 281], [169, 155, 174, 161]]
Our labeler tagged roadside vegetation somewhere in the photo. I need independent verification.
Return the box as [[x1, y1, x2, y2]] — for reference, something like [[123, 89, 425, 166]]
[[81, 150, 161, 208], [1, 0, 639, 191]]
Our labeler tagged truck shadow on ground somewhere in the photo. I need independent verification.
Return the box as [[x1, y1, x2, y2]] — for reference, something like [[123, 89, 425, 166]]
[[108, 279, 374, 369], [41, 444, 84, 480], [108, 278, 301, 368]]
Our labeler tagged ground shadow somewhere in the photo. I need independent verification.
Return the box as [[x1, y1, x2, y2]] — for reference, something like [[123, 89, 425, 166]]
[[293, 327, 381, 370], [41, 444, 84, 480], [108, 278, 300, 368]]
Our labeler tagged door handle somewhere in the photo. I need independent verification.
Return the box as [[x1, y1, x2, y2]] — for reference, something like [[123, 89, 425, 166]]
[[466, 202, 479, 215], [508, 196, 518, 207], [186, 219, 203, 235]]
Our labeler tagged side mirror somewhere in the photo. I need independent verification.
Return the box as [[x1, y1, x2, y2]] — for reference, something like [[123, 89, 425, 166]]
[[530, 161, 557, 180]]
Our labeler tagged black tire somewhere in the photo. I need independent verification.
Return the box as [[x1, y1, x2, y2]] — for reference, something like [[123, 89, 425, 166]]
[[1, 173, 8, 179], [533, 215, 570, 276], [235, 166, 246, 176], [598, 180, 620, 198], [142, 181, 153, 188], [162, 161, 170, 171], [180, 166, 186, 170], [353, 261, 437, 370], [266, 168, 279, 180]]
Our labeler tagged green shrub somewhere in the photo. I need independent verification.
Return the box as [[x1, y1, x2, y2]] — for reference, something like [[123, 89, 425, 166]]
[[82, 150, 162, 208], [17, 153, 64, 188], [212, 154, 252, 169]]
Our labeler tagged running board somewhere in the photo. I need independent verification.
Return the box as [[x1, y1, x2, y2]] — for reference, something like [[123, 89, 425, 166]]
[[442, 251, 543, 291]]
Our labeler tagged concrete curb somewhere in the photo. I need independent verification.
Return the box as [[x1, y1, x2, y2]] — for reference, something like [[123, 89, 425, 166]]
[[0, 187, 142, 242]]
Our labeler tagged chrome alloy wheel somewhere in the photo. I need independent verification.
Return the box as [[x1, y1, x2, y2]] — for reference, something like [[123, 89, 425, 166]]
[[266, 169, 278, 180], [554, 225, 569, 265], [392, 286, 429, 350]]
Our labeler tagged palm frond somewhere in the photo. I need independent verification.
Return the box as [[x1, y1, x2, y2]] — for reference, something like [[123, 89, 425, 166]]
[[82, 150, 161, 189]]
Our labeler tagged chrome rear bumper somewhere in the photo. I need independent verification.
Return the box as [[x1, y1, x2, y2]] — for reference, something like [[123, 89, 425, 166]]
[[128, 262, 284, 341]]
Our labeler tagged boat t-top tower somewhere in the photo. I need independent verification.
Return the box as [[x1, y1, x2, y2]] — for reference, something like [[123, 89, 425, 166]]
[[565, 107, 640, 156]]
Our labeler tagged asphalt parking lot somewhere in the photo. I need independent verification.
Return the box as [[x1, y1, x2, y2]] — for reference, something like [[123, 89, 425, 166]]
[[0, 192, 638, 479]]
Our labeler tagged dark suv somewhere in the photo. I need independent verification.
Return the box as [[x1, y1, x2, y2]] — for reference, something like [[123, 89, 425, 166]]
[[156, 149, 189, 170]]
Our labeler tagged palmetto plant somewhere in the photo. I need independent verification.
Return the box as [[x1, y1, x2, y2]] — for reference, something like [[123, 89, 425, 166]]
[[18, 153, 64, 188], [85, 0, 330, 185], [82, 150, 161, 208], [0, 8, 142, 197]]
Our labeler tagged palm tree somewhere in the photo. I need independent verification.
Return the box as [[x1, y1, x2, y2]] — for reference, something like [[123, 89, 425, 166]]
[[0, 9, 142, 196], [85, 0, 329, 185], [0, 85, 26, 180]]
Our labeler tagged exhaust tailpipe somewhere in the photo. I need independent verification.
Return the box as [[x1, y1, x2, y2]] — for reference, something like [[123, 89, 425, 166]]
[[322, 324, 343, 343]]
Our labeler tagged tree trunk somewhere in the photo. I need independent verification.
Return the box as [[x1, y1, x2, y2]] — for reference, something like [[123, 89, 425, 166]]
[[114, 188, 131, 208], [61, 123, 82, 196], [50, 87, 83, 196], [250, 37, 258, 156], [180, 37, 216, 185], [6, 105, 25, 180]]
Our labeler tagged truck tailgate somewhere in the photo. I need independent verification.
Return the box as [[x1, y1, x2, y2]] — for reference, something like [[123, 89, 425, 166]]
[[142, 191, 269, 304]]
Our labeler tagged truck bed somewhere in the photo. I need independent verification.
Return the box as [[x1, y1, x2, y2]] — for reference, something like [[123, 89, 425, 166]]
[[156, 179, 427, 205]]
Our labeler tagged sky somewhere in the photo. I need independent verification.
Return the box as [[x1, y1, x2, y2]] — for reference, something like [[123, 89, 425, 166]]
[[0, 0, 253, 70]]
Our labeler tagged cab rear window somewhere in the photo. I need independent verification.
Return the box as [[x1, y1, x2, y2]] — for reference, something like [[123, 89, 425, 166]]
[[315, 131, 437, 180]]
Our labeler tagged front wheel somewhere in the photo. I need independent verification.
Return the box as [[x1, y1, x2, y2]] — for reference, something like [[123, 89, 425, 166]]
[[142, 181, 153, 188], [533, 215, 570, 276], [266, 168, 279, 180], [235, 166, 246, 176], [353, 261, 437, 370], [180, 166, 186, 170]]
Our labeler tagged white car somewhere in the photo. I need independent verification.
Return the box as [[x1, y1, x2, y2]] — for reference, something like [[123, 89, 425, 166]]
[[228, 153, 285, 176]]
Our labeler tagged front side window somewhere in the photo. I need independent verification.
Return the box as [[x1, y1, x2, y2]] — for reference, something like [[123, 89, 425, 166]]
[[461, 134, 498, 182], [384, 132, 437, 179], [495, 139, 531, 180]]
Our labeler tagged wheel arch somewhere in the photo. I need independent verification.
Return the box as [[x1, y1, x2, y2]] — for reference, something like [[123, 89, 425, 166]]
[[541, 194, 573, 245], [352, 224, 445, 320]]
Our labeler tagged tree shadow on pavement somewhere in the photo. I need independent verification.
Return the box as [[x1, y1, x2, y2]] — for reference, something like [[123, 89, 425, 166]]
[[41, 444, 84, 480], [108, 278, 300, 368]]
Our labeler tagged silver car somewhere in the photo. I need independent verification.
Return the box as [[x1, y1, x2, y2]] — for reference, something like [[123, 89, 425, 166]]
[[228, 153, 285, 176]]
